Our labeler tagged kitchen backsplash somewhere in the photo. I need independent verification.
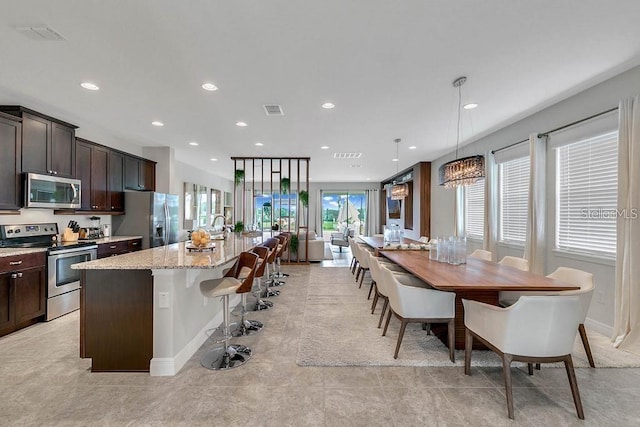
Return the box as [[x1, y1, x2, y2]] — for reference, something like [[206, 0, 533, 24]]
[[0, 209, 112, 233]]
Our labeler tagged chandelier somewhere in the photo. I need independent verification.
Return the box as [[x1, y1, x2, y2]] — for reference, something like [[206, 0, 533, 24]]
[[438, 76, 485, 188], [388, 138, 408, 199]]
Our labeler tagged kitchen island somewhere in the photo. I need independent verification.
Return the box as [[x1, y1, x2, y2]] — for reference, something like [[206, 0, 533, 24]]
[[72, 235, 262, 376]]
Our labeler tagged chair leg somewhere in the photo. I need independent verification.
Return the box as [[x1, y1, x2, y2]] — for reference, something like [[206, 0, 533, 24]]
[[564, 356, 585, 419], [501, 353, 515, 420], [351, 260, 358, 275], [367, 280, 375, 300], [355, 266, 362, 282], [371, 292, 379, 314], [464, 328, 473, 375], [578, 324, 595, 368], [527, 363, 534, 375], [350, 257, 356, 271], [394, 319, 408, 359], [535, 363, 541, 370], [358, 269, 367, 288], [447, 319, 455, 363], [378, 298, 388, 328], [382, 308, 393, 336]]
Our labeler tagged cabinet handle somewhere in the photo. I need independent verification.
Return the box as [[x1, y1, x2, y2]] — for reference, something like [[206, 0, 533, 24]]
[[17, 272, 23, 278], [110, 245, 117, 249], [48, 170, 53, 174], [9, 260, 23, 266], [53, 171, 58, 175], [11, 273, 17, 279]]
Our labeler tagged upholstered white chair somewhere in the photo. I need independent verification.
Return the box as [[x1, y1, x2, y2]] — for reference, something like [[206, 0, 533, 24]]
[[469, 249, 492, 261], [380, 265, 456, 361], [366, 251, 411, 321], [499, 256, 529, 271], [352, 242, 376, 287], [498, 267, 595, 368], [348, 237, 360, 275], [463, 296, 585, 420]]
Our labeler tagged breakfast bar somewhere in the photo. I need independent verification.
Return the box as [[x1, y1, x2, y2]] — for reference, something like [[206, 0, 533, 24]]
[[72, 234, 262, 376]]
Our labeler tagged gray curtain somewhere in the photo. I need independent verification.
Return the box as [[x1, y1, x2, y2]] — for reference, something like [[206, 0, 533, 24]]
[[365, 189, 381, 236]]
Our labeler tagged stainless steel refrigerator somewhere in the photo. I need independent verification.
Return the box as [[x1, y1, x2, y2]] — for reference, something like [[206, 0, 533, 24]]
[[112, 192, 180, 249]]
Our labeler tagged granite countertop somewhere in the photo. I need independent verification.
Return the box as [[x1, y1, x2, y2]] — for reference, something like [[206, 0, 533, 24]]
[[71, 235, 263, 270], [0, 247, 48, 257], [89, 236, 143, 245]]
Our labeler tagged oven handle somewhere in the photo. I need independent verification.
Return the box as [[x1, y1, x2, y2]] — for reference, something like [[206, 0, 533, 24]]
[[49, 246, 98, 257]]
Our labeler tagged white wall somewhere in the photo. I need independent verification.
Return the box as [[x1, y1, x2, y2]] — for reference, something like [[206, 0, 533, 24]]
[[430, 64, 640, 334]]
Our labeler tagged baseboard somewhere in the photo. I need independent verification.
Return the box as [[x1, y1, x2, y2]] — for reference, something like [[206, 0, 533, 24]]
[[150, 295, 240, 376], [585, 317, 613, 338]]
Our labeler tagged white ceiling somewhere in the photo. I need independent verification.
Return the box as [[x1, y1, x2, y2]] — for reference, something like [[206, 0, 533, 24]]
[[2, 0, 640, 182]]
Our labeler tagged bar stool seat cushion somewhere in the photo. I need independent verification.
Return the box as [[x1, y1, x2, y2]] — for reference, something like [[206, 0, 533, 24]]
[[200, 277, 242, 298]]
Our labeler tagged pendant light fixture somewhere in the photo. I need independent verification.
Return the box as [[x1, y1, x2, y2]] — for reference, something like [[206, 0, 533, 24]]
[[438, 76, 485, 188], [389, 138, 408, 200]]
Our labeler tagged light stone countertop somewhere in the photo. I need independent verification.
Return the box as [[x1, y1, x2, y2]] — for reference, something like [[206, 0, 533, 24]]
[[71, 235, 263, 270], [89, 236, 143, 245], [0, 247, 48, 257]]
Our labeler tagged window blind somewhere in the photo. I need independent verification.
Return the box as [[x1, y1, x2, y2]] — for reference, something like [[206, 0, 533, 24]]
[[499, 156, 530, 243], [465, 179, 485, 238], [556, 131, 618, 255]]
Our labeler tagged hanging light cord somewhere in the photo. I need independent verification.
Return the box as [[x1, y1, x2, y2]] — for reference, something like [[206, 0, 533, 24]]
[[455, 82, 461, 159]]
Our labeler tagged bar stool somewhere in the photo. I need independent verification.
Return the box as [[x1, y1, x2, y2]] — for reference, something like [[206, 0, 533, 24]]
[[245, 245, 273, 311], [274, 232, 290, 277], [199, 251, 258, 370], [232, 250, 266, 336], [270, 234, 288, 286], [261, 238, 281, 297]]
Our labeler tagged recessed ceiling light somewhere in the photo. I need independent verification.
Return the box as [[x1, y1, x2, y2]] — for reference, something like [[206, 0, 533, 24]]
[[151, 121, 164, 127], [392, 158, 399, 162], [463, 103, 478, 110], [366, 178, 371, 180], [255, 142, 264, 146], [321, 102, 335, 109], [236, 121, 248, 127], [189, 142, 199, 146], [210, 158, 218, 161], [80, 82, 99, 91], [202, 82, 218, 91], [320, 145, 329, 149], [408, 145, 417, 150]]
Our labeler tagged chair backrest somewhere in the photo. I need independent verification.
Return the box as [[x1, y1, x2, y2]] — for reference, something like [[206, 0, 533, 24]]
[[464, 295, 582, 356], [546, 267, 594, 320], [356, 244, 370, 268], [367, 253, 388, 295], [227, 251, 259, 294], [499, 256, 529, 271], [348, 237, 359, 257], [275, 234, 287, 256], [263, 237, 279, 263], [469, 249, 492, 261], [251, 246, 269, 278]]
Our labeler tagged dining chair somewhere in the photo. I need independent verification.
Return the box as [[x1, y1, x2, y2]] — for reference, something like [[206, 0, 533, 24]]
[[366, 251, 411, 318], [498, 267, 595, 368], [380, 265, 456, 361], [469, 249, 492, 261], [498, 256, 529, 271], [463, 295, 585, 420]]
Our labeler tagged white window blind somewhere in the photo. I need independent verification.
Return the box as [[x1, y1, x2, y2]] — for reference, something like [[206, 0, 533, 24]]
[[499, 156, 530, 243], [556, 131, 618, 255], [465, 179, 485, 239]]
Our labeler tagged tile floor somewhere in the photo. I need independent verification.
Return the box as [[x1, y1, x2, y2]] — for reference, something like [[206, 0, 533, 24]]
[[2, 254, 640, 426]]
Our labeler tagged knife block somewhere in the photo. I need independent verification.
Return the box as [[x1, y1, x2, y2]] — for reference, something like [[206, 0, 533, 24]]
[[61, 228, 79, 242]]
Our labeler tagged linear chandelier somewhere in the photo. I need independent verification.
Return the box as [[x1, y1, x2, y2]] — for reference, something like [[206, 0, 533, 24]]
[[439, 76, 485, 188]]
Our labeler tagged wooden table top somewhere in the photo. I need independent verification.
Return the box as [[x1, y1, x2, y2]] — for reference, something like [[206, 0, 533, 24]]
[[379, 250, 579, 292], [359, 235, 423, 249]]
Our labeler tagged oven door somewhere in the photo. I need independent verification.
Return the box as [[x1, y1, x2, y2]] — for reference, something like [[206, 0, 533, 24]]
[[48, 247, 97, 297]]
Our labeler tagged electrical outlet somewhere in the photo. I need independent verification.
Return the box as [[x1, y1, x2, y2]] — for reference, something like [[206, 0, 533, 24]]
[[159, 292, 170, 308]]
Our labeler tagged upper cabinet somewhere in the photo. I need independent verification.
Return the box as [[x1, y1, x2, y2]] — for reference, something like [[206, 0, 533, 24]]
[[109, 151, 125, 211], [0, 106, 77, 178], [75, 139, 109, 211], [0, 113, 22, 210], [125, 155, 155, 191]]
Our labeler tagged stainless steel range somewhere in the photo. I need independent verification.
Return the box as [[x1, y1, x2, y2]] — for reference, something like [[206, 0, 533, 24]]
[[0, 223, 97, 320]]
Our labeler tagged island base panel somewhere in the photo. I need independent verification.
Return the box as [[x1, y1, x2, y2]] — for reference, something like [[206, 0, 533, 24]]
[[82, 269, 153, 372]]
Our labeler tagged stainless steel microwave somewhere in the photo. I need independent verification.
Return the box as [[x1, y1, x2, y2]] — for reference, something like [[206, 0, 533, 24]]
[[25, 173, 81, 209]]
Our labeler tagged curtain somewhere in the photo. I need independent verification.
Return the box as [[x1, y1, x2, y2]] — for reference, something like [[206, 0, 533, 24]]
[[524, 134, 546, 274], [483, 150, 498, 260], [365, 189, 381, 236], [612, 95, 640, 351], [314, 189, 322, 236], [454, 186, 464, 238]]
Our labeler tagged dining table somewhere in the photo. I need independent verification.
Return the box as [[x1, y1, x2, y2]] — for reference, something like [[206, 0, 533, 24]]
[[378, 250, 580, 349], [358, 235, 424, 256]]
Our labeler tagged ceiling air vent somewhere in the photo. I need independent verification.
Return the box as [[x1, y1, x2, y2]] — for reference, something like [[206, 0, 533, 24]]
[[350, 164, 362, 168], [16, 26, 66, 41], [333, 152, 362, 159], [263, 104, 284, 116]]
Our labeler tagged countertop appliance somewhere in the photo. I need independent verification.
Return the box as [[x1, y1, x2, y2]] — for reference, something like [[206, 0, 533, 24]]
[[79, 227, 103, 240], [0, 223, 97, 321], [25, 173, 81, 209], [111, 192, 179, 249]]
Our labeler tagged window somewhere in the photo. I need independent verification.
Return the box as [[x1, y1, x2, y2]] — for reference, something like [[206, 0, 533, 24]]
[[556, 131, 618, 255], [464, 179, 485, 239], [499, 156, 530, 243]]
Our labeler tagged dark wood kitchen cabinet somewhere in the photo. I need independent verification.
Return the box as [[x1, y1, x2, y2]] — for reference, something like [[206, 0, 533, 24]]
[[109, 151, 125, 211], [97, 238, 142, 259], [125, 155, 156, 191], [0, 252, 46, 337], [76, 138, 109, 211], [0, 106, 77, 178], [0, 112, 22, 211]]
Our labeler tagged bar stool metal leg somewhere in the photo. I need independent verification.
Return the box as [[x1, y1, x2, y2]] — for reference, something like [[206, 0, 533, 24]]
[[232, 293, 263, 336]]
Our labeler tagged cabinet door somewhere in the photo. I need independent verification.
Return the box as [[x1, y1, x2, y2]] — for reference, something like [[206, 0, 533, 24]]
[[140, 160, 156, 191], [109, 151, 124, 211], [14, 267, 45, 324], [0, 272, 14, 332], [51, 123, 75, 177], [75, 141, 92, 210], [91, 146, 109, 210], [124, 155, 140, 190], [0, 116, 22, 210], [21, 113, 50, 175]]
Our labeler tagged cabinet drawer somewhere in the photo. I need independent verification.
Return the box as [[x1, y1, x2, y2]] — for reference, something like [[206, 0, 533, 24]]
[[97, 241, 129, 258], [0, 252, 46, 273], [128, 239, 142, 251]]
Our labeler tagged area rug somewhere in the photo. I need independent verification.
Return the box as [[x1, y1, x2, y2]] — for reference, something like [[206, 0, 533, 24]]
[[297, 266, 640, 368], [323, 243, 334, 260]]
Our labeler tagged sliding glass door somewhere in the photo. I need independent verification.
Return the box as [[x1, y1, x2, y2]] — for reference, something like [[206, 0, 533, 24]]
[[321, 191, 367, 238]]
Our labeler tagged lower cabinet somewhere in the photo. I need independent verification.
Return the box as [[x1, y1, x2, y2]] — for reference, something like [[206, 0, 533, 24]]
[[97, 238, 143, 259], [0, 252, 46, 337]]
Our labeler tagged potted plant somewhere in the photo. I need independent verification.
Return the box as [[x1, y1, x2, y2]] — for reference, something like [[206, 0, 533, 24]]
[[234, 221, 244, 234], [299, 190, 308, 208], [289, 233, 299, 254], [280, 177, 290, 194], [234, 169, 245, 186]]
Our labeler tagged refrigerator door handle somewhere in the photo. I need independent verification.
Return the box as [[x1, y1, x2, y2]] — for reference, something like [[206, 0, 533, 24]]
[[164, 201, 170, 244]]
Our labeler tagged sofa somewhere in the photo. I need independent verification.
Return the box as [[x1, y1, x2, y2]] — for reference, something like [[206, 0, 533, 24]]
[[283, 230, 326, 262]]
